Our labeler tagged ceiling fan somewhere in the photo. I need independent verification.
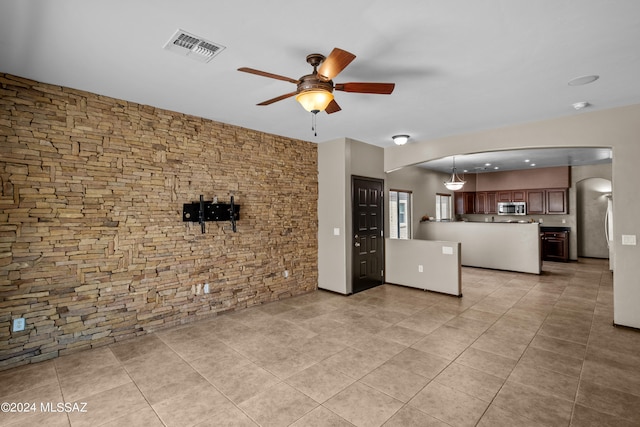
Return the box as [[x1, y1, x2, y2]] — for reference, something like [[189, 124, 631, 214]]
[[238, 48, 395, 114]]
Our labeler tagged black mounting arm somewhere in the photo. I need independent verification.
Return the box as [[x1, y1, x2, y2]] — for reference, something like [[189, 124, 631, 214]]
[[183, 195, 240, 234], [230, 195, 237, 233], [199, 195, 206, 234]]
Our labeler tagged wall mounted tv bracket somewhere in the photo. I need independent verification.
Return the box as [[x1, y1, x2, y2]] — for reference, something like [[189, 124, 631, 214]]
[[183, 195, 240, 233]]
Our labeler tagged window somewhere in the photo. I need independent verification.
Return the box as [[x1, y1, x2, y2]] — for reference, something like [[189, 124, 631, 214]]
[[389, 190, 412, 239], [436, 193, 452, 221]]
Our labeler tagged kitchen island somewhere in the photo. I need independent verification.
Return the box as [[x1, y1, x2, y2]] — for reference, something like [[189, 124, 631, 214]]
[[420, 221, 541, 274]]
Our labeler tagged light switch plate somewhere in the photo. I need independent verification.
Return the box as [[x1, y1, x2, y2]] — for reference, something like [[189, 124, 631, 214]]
[[622, 235, 637, 245], [12, 318, 25, 332], [333, 228, 340, 236], [442, 246, 454, 255]]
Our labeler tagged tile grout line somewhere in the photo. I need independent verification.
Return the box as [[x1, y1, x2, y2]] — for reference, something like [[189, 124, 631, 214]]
[[567, 268, 602, 426], [51, 358, 72, 427], [108, 338, 169, 427]]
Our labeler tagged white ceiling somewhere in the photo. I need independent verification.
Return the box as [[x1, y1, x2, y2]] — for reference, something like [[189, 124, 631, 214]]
[[1, 0, 639, 154]]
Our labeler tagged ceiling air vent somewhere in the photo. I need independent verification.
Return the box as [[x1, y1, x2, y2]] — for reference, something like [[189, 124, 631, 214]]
[[163, 29, 225, 63]]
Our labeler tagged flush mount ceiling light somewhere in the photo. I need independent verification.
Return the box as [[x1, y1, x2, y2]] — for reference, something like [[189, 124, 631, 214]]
[[444, 157, 466, 191], [572, 101, 590, 110], [568, 75, 599, 86], [392, 134, 410, 145]]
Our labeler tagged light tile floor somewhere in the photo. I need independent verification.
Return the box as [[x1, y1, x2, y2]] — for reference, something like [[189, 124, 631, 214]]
[[2, 259, 640, 426]]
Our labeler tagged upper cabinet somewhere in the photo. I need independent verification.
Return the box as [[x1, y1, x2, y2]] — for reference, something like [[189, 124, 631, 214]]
[[476, 191, 497, 214], [455, 192, 476, 215], [498, 190, 526, 203], [460, 187, 568, 215], [526, 189, 545, 214], [527, 188, 568, 215], [454, 167, 570, 216], [546, 188, 568, 214]]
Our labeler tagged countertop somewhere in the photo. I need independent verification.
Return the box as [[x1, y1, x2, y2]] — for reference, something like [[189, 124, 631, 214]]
[[540, 226, 571, 232]]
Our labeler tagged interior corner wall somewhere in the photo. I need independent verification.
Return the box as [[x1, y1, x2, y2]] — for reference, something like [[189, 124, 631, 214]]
[[0, 73, 318, 370], [317, 139, 347, 293], [317, 138, 383, 294]]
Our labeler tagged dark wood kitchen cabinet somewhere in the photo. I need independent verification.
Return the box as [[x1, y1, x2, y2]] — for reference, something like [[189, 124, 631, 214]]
[[541, 229, 569, 262], [527, 189, 545, 215], [546, 189, 568, 214], [455, 192, 476, 214], [498, 190, 526, 203], [527, 188, 568, 215], [476, 191, 497, 214]]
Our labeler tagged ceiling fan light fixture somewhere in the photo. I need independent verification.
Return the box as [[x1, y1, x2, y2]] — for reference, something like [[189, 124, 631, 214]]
[[296, 90, 334, 113], [392, 134, 410, 145]]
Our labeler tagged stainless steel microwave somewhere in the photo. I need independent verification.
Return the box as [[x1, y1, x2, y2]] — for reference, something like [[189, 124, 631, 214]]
[[497, 201, 526, 215]]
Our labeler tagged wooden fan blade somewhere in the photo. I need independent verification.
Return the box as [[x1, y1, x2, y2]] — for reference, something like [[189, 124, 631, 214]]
[[325, 99, 341, 114], [317, 48, 356, 80], [257, 91, 298, 106], [238, 67, 299, 84], [335, 82, 395, 94]]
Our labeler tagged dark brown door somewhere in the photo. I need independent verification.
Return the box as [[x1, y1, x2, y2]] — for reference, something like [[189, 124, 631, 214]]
[[352, 176, 384, 294]]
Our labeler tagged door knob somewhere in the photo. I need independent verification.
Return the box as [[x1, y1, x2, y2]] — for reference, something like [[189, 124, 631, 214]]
[[354, 242, 361, 247]]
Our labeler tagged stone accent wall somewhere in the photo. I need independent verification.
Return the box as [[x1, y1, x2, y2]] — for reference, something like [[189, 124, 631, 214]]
[[0, 74, 318, 371]]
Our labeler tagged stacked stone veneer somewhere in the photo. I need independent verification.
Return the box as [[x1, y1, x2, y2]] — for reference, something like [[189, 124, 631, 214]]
[[0, 74, 318, 370]]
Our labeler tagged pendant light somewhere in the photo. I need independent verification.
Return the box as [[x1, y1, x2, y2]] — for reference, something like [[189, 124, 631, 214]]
[[444, 156, 466, 191]]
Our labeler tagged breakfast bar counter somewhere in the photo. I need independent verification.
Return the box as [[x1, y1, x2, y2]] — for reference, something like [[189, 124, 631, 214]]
[[419, 221, 541, 274]]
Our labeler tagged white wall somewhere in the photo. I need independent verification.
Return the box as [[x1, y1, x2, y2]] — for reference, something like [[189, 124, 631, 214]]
[[385, 239, 461, 295], [421, 222, 541, 274], [385, 166, 454, 239], [317, 139, 347, 293], [384, 104, 640, 329], [318, 138, 384, 294]]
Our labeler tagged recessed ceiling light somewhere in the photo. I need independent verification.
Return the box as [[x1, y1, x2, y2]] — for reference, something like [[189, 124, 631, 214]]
[[568, 75, 599, 86], [463, 170, 468, 173], [530, 163, 536, 167], [485, 163, 491, 167], [494, 166, 499, 170], [524, 159, 530, 163]]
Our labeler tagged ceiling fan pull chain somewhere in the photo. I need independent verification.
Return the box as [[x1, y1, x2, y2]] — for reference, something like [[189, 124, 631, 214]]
[[311, 111, 318, 137]]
